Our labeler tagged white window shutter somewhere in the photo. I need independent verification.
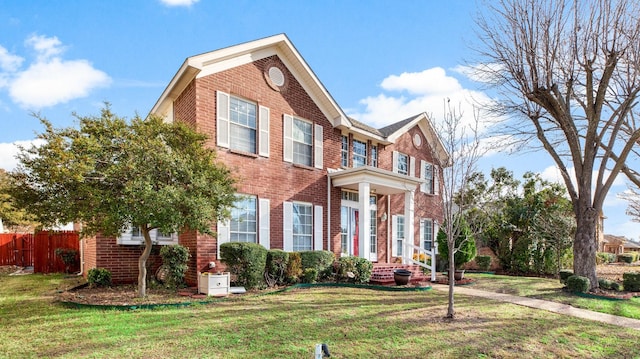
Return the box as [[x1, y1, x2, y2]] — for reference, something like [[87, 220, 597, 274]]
[[217, 220, 230, 259], [391, 215, 398, 257], [314, 124, 323, 169], [259, 106, 270, 157], [259, 198, 270, 249], [216, 91, 230, 148], [434, 165, 439, 195], [314, 205, 323, 250], [283, 115, 293, 163], [409, 156, 416, 177], [433, 221, 440, 255], [392, 151, 399, 173], [283, 201, 293, 251], [420, 160, 427, 192]]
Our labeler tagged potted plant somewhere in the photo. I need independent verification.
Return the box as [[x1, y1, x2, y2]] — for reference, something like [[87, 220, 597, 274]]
[[393, 268, 412, 285], [437, 218, 477, 280]]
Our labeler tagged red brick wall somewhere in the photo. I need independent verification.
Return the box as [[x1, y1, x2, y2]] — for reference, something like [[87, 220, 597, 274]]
[[172, 55, 342, 278], [82, 235, 162, 284]]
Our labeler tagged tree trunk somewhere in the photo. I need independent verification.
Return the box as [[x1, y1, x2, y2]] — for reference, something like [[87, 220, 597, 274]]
[[447, 242, 456, 318], [138, 225, 153, 297], [573, 207, 598, 291]]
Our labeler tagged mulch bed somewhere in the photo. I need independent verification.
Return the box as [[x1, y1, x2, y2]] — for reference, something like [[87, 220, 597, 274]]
[[56, 284, 204, 306]]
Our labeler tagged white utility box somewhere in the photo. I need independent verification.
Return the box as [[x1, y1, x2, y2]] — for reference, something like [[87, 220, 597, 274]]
[[197, 272, 230, 296]]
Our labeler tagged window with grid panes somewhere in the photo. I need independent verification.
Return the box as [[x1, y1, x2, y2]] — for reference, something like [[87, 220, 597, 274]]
[[229, 97, 257, 153]]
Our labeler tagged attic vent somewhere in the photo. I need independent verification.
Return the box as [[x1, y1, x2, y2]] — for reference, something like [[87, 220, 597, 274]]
[[268, 67, 285, 87]]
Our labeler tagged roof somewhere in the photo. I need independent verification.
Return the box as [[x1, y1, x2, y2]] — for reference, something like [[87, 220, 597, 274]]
[[378, 115, 420, 137], [604, 234, 627, 245]]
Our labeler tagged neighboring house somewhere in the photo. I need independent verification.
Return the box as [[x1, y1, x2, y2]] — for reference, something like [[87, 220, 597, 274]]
[[624, 239, 640, 253], [600, 234, 627, 254], [81, 34, 449, 285]]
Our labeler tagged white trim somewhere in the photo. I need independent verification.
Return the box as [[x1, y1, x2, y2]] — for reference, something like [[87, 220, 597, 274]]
[[392, 151, 399, 174], [217, 220, 230, 258], [409, 156, 416, 177]]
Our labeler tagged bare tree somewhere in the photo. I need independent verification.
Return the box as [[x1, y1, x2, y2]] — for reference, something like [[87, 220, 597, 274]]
[[437, 101, 484, 319], [621, 186, 640, 225], [474, 0, 640, 289]]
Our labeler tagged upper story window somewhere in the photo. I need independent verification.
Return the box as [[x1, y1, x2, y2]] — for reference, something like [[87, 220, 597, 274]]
[[370, 145, 378, 167], [396, 153, 409, 175], [423, 162, 434, 194], [229, 97, 257, 153], [341, 136, 349, 167], [292, 118, 313, 166], [352, 140, 367, 168], [230, 195, 257, 243]]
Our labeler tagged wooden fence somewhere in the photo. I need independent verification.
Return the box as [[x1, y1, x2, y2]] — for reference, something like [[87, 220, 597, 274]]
[[0, 231, 80, 273]]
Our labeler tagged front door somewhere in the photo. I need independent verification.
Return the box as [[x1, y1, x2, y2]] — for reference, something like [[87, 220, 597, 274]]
[[340, 191, 378, 261]]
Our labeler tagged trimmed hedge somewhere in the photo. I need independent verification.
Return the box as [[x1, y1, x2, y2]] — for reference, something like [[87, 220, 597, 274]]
[[159, 244, 190, 289], [220, 242, 267, 289], [598, 278, 615, 290], [87, 268, 112, 287], [566, 275, 590, 293], [596, 252, 616, 265], [623, 272, 640, 292], [618, 253, 635, 264], [299, 250, 335, 279], [475, 255, 492, 271], [335, 256, 373, 283], [302, 268, 319, 283], [559, 270, 574, 285], [265, 249, 289, 287]]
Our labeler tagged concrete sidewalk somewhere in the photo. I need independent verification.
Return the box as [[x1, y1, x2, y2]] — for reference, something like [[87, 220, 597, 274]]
[[431, 283, 640, 330]]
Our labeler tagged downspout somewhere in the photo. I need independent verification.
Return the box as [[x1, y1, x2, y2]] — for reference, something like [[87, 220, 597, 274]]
[[327, 173, 331, 252], [77, 237, 84, 276]]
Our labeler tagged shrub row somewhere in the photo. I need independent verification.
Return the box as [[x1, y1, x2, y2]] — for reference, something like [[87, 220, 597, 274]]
[[598, 278, 623, 291], [618, 252, 639, 264], [596, 252, 616, 265], [220, 243, 373, 289], [623, 272, 640, 292]]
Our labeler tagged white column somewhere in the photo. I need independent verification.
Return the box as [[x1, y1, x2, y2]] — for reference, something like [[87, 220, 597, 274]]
[[358, 182, 371, 259], [403, 189, 415, 264]]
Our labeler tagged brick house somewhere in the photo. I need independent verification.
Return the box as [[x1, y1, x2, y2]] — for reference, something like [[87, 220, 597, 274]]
[[81, 34, 448, 285]]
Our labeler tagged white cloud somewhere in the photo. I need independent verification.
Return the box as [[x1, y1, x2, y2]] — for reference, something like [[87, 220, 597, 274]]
[[160, 0, 199, 6], [0, 45, 23, 72], [540, 165, 627, 188], [0, 139, 44, 171], [10, 58, 111, 108], [0, 34, 111, 109], [25, 34, 64, 61], [348, 67, 500, 143]]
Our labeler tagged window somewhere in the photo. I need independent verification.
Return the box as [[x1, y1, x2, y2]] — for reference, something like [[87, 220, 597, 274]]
[[397, 153, 408, 175], [292, 118, 313, 166], [341, 136, 349, 167], [422, 219, 433, 251], [293, 203, 313, 251], [352, 140, 367, 167], [118, 226, 177, 245], [423, 162, 434, 193], [396, 215, 405, 256], [370, 145, 378, 167], [229, 97, 257, 153], [340, 206, 349, 254], [131, 226, 142, 240], [230, 195, 257, 243]]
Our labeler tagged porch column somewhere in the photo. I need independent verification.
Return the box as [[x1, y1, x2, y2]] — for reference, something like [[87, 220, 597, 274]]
[[358, 182, 371, 259], [403, 189, 415, 264]]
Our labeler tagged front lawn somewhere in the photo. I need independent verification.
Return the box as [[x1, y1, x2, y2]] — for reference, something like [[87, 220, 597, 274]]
[[467, 273, 640, 319], [1, 272, 640, 358]]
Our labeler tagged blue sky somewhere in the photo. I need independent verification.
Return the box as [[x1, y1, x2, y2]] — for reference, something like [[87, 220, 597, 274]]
[[0, 0, 638, 240]]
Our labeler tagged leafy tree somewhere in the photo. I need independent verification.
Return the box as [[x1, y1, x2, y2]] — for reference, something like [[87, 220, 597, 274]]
[[0, 168, 38, 232], [474, 0, 640, 289], [9, 106, 237, 297]]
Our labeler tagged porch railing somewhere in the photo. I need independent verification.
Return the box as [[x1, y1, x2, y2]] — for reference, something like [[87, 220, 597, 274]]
[[402, 242, 437, 282]]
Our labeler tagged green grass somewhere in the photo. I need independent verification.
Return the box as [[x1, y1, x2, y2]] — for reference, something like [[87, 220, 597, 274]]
[[467, 273, 640, 319], [2, 273, 640, 358]]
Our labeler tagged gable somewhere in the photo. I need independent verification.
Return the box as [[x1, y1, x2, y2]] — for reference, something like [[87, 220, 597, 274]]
[[150, 34, 350, 130]]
